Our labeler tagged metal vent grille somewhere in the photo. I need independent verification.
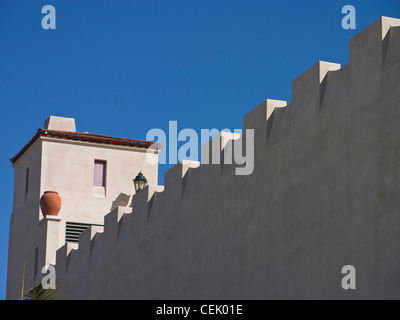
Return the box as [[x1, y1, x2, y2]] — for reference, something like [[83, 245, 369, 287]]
[[65, 222, 92, 243]]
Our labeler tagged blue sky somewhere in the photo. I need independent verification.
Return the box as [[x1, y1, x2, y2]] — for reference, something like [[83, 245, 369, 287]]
[[0, 0, 398, 300]]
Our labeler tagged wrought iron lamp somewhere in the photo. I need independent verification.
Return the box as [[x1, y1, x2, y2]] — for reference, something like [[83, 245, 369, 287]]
[[133, 171, 147, 192]]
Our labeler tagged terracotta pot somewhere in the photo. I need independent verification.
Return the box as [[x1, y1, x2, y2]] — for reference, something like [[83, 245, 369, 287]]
[[40, 191, 61, 217]]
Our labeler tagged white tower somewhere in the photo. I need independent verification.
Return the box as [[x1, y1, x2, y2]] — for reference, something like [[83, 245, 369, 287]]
[[6, 116, 161, 299]]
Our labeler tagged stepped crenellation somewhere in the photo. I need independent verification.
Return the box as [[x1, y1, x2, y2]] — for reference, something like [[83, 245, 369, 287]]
[[48, 16, 400, 299], [56, 15, 400, 273]]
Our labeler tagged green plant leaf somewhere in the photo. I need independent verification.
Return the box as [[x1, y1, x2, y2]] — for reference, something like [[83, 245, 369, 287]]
[[19, 279, 62, 300]]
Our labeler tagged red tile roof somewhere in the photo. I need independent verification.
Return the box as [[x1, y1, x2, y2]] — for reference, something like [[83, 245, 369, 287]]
[[10, 129, 160, 164]]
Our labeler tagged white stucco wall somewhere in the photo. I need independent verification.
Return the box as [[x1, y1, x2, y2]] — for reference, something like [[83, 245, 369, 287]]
[[49, 17, 400, 300], [7, 140, 44, 299], [40, 138, 159, 224], [7, 132, 160, 299], [7, 16, 400, 300]]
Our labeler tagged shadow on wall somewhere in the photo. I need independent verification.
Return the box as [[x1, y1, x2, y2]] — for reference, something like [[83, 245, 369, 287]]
[[110, 193, 132, 211]]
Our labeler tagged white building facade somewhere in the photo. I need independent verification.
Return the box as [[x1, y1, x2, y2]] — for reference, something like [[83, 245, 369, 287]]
[[6, 17, 400, 299], [7, 116, 161, 299]]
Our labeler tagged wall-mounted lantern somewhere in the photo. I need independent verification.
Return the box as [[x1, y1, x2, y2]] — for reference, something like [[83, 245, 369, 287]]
[[133, 171, 147, 193]]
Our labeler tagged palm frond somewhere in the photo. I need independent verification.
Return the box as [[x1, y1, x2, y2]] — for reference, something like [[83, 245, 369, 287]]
[[19, 279, 62, 300]]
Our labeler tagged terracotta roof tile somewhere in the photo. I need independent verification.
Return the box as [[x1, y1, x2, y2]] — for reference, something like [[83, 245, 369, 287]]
[[10, 129, 160, 164]]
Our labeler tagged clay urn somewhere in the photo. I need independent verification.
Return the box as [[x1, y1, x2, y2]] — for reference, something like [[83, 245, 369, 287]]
[[40, 191, 61, 217]]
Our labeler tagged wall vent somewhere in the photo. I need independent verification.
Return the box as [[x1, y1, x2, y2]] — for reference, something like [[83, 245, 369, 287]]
[[65, 222, 103, 243]]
